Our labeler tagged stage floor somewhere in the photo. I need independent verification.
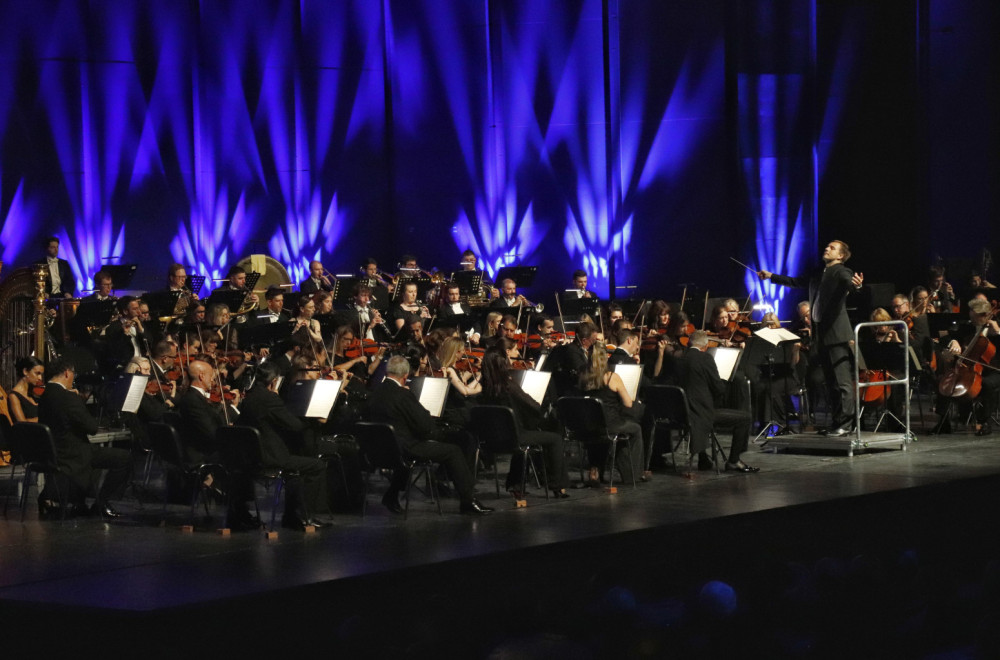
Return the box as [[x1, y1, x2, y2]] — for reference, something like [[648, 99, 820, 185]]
[[2, 428, 998, 615]]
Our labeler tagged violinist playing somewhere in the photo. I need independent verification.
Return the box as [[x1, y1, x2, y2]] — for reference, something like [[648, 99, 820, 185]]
[[891, 294, 934, 369], [939, 297, 1000, 436], [331, 325, 386, 384]]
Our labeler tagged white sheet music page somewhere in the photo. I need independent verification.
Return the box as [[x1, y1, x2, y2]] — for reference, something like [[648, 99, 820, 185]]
[[613, 363, 642, 401], [122, 375, 148, 414], [708, 346, 742, 381], [754, 327, 800, 346], [305, 379, 343, 418], [416, 377, 450, 417], [515, 370, 551, 406]]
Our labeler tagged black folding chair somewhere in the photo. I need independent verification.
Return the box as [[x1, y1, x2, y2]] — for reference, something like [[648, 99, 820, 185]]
[[353, 421, 441, 519], [5, 422, 67, 521], [468, 405, 548, 502], [556, 396, 637, 490], [147, 421, 224, 525], [643, 385, 692, 472], [218, 425, 301, 532]]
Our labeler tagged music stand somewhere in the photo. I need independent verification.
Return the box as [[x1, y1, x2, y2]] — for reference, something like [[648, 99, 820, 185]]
[[559, 297, 600, 320], [391, 276, 433, 303], [73, 299, 116, 330], [285, 379, 344, 418], [107, 373, 148, 415], [141, 290, 182, 320], [186, 275, 206, 296], [102, 264, 138, 291], [407, 376, 450, 417], [744, 332, 798, 442], [926, 313, 964, 338], [494, 266, 538, 289], [239, 319, 293, 350], [435, 313, 477, 334], [332, 277, 361, 306], [451, 270, 484, 297], [205, 289, 246, 314]]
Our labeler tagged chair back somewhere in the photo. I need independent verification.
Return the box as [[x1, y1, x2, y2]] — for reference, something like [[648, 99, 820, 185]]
[[556, 396, 610, 437], [468, 405, 520, 454], [147, 421, 186, 467], [217, 425, 264, 472], [10, 422, 59, 469], [353, 422, 402, 471], [645, 385, 691, 429]]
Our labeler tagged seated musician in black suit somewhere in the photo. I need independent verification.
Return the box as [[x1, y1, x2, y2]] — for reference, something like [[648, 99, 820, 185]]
[[37, 357, 131, 518], [238, 361, 329, 530], [335, 282, 394, 343], [489, 279, 529, 309], [176, 359, 259, 530], [438, 283, 482, 345], [248, 286, 292, 326], [364, 355, 493, 515], [678, 331, 757, 473], [544, 320, 599, 398], [80, 270, 115, 303], [102, 296, 152, 373], [299, 260, 334, 294]]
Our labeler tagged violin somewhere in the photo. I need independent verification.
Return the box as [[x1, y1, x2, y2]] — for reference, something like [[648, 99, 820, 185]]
[[719, 319, 752, 344], [343, 338, 391, 359], [145, 380, 173, 397], [209, 384, 238, 403], [509, 358, 533, 370]]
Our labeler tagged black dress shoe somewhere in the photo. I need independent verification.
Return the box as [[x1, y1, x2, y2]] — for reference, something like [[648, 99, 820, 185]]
[[92, 503, 122, 519], [551, 489, 570, 499], [725, 462, 760, 473], [281, 516, 309, 531], [826, 425, 855, 438], [460, 499, 494, 515], [305, 518, 329, 529], [227, 511, 262, 532], [381, 492, 404, 514]]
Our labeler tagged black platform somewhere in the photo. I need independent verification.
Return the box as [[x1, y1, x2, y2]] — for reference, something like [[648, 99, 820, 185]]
[[2, 430, 1000, 656]]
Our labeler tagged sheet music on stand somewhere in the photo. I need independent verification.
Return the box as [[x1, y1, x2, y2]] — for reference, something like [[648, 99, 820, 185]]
[[109, 374, 148, 414], [512, 370, 551, 406], [613, 363, 642, 401], [753, 327, 801, 346], [285, 379, 344, 418], [408, 376, 450, 417], [533, 353, 547, 371], [707, 346, 744, 381]]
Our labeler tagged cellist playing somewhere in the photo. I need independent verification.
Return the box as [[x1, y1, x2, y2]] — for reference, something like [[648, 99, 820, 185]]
[[938, 298, 1000, 436]]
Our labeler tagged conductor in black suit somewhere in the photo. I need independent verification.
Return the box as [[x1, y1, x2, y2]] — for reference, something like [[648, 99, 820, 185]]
[[678, 331, 756, 473], [365, 356, 493, 515], [758, 240, 864, 436], [238, 361, 329, 530], [37, 357, 131, 517]]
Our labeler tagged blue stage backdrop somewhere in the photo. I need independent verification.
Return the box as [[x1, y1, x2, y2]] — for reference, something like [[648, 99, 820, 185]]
[[0, 0, 816, 312]]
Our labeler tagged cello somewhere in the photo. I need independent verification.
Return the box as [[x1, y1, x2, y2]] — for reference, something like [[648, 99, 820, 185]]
[[938, 306, 999, 400]]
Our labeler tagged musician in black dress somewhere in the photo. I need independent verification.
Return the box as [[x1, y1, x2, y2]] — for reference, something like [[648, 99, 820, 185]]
[[9, 356, 45, 423]]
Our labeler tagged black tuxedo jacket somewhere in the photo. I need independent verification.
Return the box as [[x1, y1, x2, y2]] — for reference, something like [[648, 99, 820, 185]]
[[299, 278, 333, 294], [365, 380, 438, 450], [238, 386, 304, 467], [771, 263, 857, 346], [103, 321, 151, 369], [37, 258, 76, 296], [38, 383, 99, 483], [543, 341, 590, 397], [677, 348, 726, 453], [177, 387, 231, 462]]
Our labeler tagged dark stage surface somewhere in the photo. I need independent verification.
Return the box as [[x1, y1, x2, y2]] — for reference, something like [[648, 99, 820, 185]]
[[3, 429, 1000, 657]]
